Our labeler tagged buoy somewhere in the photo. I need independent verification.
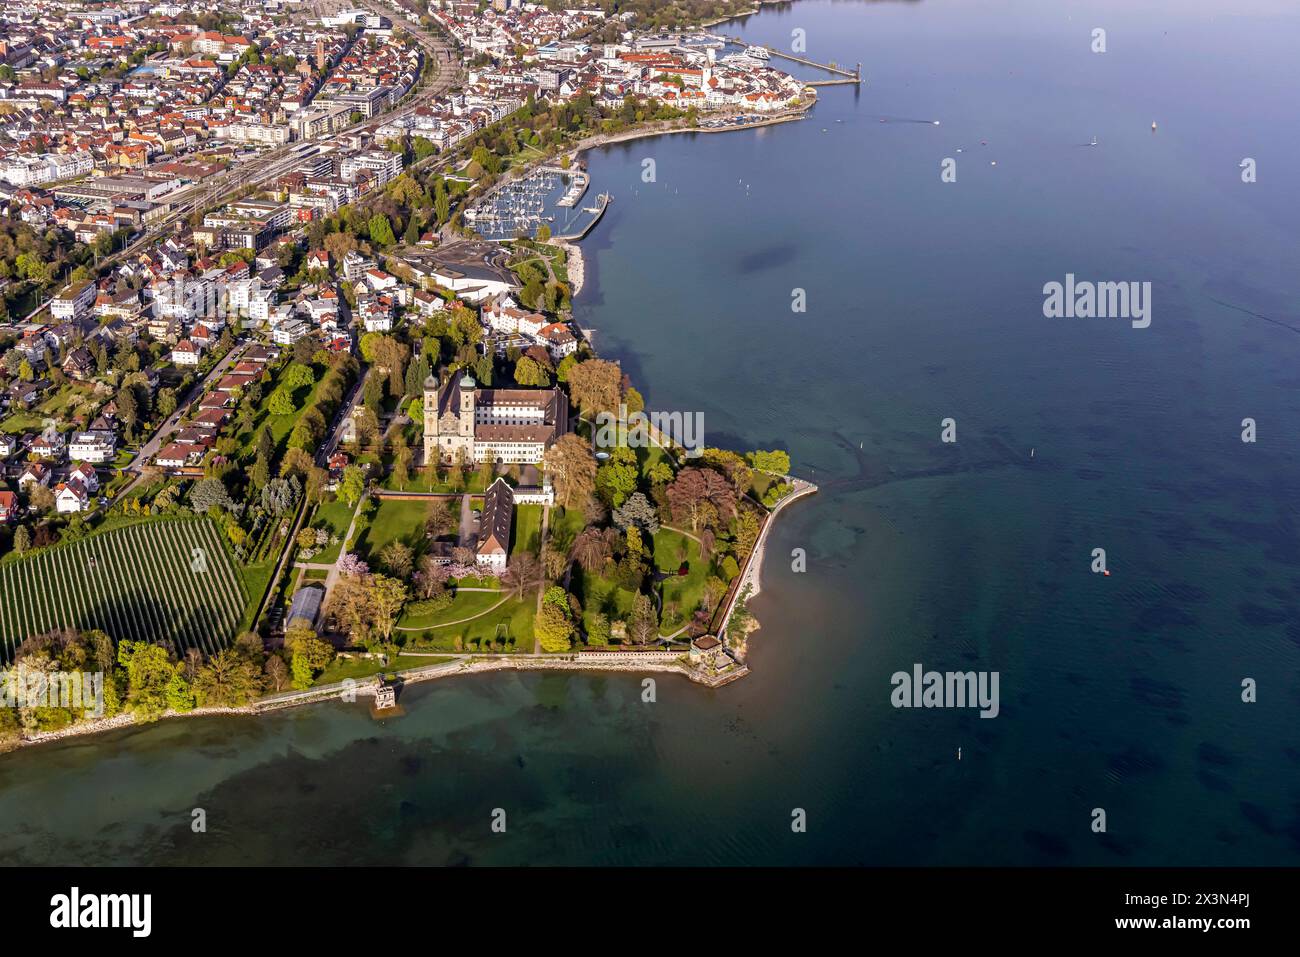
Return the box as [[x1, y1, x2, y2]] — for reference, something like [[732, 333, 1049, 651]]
[[1151, 121, 1158, 130], [957, 747, 962, 760], [1103, 570, 1111, 577]]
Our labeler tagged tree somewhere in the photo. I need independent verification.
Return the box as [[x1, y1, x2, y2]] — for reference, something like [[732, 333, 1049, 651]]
[[646, 460, 674, 487], [367, 574, 408, 646], [570, 527, 610, 574], [264, 655, 289, 692], [192, 648, 263, 706], [283, 363, 315, 391], [567, 358, 622, 415], [541, 542, 568, 581], [747, 449, 791, 475], [596, 446, 638, 507], [503, 552, 541, 600], [513, 355, 549, 387], [249, 455, 271, 490], [368, 214, 396, 247], [285, 622, 336, 689], [327, 574, 371, 645], [29, 485, 55, 512], [586, 611, 610, 646], [701, 447, 753, 494], [189, 477, 234, 514], [535, 603, 573, 653], [628, 593, 659, 645], [378, 541, 414, 578], [666, 467, 736, 532], [612, 491, 659, 535], [268, 389, 295, 416], [12, 525, 31, 555], [543, 433, 597, 510], [118, 640, 193, 720], [338, 465, 365, 507]]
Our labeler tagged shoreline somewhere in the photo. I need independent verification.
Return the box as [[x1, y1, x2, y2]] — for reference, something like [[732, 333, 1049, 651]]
[[569, 105, 814, 163], [7, 475, 818, 754], [4, 76, 822, 757], [5, 650, 757, 752]]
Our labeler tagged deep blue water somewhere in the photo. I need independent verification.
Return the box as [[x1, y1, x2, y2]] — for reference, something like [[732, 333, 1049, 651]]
[[2, 0, 1299, 866]]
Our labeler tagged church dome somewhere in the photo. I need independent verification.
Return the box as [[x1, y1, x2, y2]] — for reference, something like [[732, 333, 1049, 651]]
[[459, 375, 477, 389]]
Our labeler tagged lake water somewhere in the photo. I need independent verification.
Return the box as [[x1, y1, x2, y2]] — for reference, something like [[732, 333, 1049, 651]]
[[3, 0, 1299, 865]]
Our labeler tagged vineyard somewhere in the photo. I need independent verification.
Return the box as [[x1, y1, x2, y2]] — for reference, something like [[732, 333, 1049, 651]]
[[0, 517, 246, 663]]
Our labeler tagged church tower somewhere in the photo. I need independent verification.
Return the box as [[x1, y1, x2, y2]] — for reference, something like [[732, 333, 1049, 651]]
[[458, 374, 477, 458], [422, 374, 439, 463]]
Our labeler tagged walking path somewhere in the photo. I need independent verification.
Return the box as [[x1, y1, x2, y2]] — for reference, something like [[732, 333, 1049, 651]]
[[116, 342, 249, 498], [715, 476, 818, 641], [532, 504, 551, 652], [393, 592, 509, 631]]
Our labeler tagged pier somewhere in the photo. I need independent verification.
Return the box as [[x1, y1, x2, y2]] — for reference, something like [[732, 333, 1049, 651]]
[[720, 36, 861, 82], [550, 167, 590, 208], [555, 191, 611, 241]]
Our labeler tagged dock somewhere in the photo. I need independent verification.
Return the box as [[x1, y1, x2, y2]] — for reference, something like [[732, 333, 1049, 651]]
[[555, 191, 610, 241], [552, 168, 590, 208], [720, 36, 861, 83]]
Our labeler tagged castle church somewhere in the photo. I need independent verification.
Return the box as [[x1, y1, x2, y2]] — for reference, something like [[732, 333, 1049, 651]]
[[422, 374, 569, 465]]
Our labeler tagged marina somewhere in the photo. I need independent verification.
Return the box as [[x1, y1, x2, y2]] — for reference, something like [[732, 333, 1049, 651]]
[[465, 166, 604, 242]]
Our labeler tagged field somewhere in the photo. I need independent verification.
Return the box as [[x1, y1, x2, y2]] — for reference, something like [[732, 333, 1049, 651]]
[[355, 497, 433, 562], [400, 596, 535, 653], [396, 588, 505, 629], [654, 528, 708, 635], [0, 517, 246, 662], [511, 504, 543, 556], [307, 497, 356, 564]]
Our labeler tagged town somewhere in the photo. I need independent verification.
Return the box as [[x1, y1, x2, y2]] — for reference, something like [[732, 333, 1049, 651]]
[[0, 0, 814, 743]]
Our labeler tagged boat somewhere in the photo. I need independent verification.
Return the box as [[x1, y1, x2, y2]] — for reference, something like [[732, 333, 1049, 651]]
[[745, 45, 770, 60], [1090, 135, 1098, 146]]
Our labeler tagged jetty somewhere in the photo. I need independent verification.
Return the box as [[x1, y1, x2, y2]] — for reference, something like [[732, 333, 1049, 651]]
[[552, 168, 590, 208], [719, 36, 861, 83], [555, 191, 610, 241]]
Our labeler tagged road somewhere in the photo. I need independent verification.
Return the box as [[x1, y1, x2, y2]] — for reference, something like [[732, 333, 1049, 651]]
[[82, 12, 461, 287], [112, 341, 250, 500]]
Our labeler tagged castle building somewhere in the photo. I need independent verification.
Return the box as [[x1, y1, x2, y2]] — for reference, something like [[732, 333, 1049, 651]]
[[422, 374, 569, 465]]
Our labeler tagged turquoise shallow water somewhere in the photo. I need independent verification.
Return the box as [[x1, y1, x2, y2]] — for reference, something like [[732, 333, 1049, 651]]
[[2, 0, 1299, 865]]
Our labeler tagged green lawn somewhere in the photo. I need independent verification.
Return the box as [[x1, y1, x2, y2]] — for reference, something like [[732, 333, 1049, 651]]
[[238, 560, 277, 633], [654, 528, 708, 635], [235, 367, 322, 466], [355, 498, 432, 562], [397, 588, 505, 629], [308, 497, 356, 564], [511, 503, 543, 557], [547, 506, 587, 555], [380, 467, 490, 493], [0, 410, 44, 434], [574, 564, 637, 636], [312, 655, 390, 686], [400, 596, 535, 653]]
